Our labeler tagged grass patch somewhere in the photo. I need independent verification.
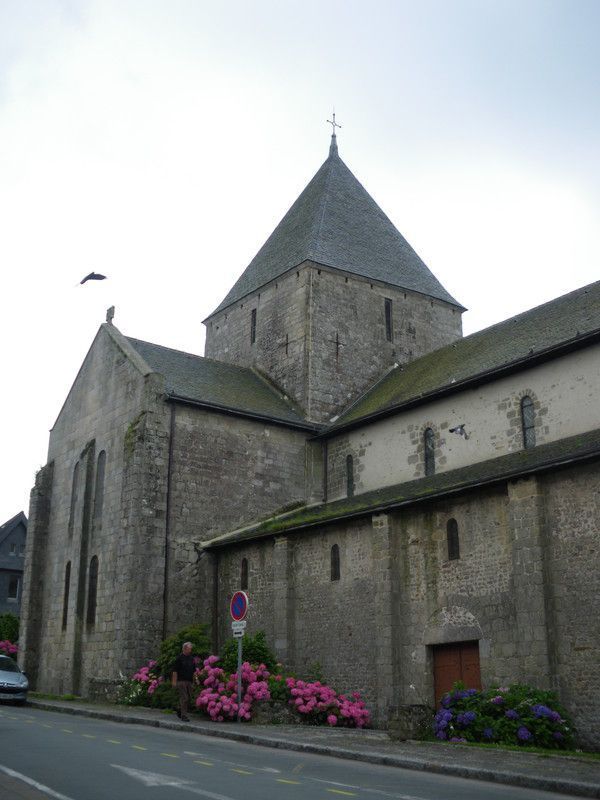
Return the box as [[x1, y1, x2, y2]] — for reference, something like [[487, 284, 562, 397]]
[[419, 739, 600, 760], [29, 692, 81, 701]]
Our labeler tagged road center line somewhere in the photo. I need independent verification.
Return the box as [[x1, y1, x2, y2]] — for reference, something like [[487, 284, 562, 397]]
[[0, 763, 77, 800]]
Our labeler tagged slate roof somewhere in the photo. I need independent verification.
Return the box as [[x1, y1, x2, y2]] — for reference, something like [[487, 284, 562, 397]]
[[328, 279, 600, 431], [127, 338, 313, 429], [203, 427, 600, 548], [208, 137, 462, 318], [0, 512, 27, 548]]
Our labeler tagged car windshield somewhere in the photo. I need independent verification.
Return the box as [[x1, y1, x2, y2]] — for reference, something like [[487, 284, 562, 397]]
[[0, 656, 20, 673]]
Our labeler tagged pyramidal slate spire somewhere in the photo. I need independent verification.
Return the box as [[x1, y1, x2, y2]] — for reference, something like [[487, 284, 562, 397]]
[[207, 135, 462, 318]]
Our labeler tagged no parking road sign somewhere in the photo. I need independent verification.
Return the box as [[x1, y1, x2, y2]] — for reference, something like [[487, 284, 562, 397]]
[[230, 590, 249, 621]]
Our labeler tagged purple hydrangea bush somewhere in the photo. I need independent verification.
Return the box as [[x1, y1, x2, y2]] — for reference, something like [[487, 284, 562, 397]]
[[433, 683, 575, 749]]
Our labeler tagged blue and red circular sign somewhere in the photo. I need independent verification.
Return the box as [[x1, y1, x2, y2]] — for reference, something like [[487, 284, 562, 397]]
[[230, 591, 249, 621]]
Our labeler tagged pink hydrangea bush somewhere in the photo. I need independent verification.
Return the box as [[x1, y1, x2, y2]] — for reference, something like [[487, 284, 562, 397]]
[[286, 677, 370, 728], [195, 656, 271, 721], [119, 659, 177, 706], [0, 640, 18, 656]]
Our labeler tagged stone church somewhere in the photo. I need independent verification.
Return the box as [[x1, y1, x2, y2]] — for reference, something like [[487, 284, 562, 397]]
[[21, 133, 600, 746]]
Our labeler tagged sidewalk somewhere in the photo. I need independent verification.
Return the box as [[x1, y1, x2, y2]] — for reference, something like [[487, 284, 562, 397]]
[[27, 698, 600, 798]]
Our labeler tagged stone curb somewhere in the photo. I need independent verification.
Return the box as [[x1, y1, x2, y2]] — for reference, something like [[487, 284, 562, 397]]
[[27, 701, 600, 799]]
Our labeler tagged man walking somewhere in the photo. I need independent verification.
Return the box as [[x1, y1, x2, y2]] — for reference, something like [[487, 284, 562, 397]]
[[172, 641, 195, 721]]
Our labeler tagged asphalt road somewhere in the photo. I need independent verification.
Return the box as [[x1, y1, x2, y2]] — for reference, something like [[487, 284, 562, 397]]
[[0, 705, 578, 800]]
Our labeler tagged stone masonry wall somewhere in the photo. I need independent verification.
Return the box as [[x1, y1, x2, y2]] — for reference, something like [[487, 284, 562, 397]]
[[212, 461, 600, 746], [204, 266, 310, 414], [326, 343, 600, 501], [19, 462, 54, 687], [541, 462, 600, 749], [205, 262, 462, 424], [215, 519, 379, 713], [25, 326, 170, 694], [164, 405, 308, 636], [308, 267, 462, 423]]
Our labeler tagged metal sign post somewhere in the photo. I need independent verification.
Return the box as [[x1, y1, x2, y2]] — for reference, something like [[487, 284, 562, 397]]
[[229, 592, 249, 719]]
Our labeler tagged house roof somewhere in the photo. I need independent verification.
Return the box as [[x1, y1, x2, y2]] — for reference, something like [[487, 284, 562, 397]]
[[207, 136, 462, 318], [127, 337, 314, 430], [203, 427, 600, 549], [0, 511, 27, 548], [327, 279, 600, 432]]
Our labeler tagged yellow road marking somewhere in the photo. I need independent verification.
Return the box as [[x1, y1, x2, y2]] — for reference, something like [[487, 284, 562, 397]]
[[42, 724, 53, 728], [194, 761, 213, 766], [277, 779, 302, 784], [292, 763, 304, 774], [25, 720, 34, 723], [161, 753, 179, 758], [83, 734, 96, 739], [107, 739, 121, 744], [132, 745, 147, 751], [61, 729, 73, 734], [230, 768, 253, 775], [327, 791, 356, 797]]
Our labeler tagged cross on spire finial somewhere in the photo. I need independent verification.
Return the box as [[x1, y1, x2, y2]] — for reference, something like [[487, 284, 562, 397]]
[[327, 111, 342, 137]]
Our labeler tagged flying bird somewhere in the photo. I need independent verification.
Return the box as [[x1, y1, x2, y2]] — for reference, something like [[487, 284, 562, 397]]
[[80, 272, 107, 284]]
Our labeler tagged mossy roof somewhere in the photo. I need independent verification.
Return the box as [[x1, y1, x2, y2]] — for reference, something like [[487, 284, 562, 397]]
[[327, 280, 600, 431], [128, 338, 313, 429], [203, 427, 600, 548], [207, 137, 462, 318]]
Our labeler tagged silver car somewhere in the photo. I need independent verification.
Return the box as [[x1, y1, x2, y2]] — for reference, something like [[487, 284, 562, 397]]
[[0, 654, 29, 704]]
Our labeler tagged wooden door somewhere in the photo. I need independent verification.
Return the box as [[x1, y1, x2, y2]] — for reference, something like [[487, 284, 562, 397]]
[[432, 641, 481, 706]]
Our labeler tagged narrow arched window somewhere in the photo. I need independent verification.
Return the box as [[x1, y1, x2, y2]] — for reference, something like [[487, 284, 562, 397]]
[[93, 450, 106, 531], [384, 298, 393, 342], [346, 455, 355, 498], [240, 558, 248, 590], [330, 544, 340, 581], [520, 396, 536, 449], [447, 519, 460, 560], [86, 556, 98, 625], [62, 562, 71, 630], [68, 462, 80, 537], [424, 428, 435, 476]]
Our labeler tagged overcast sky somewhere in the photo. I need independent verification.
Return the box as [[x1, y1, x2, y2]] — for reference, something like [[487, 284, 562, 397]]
[[1, 0, 599, 523]]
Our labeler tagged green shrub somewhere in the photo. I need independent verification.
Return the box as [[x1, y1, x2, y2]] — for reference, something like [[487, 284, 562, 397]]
[[148, 682, 178, 709], [432, 683, 576, 749], [117, 677, 152, 706], [156, 623, 211, 676], [220, 630, 277, 674], [0, 613, 19, 643]]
